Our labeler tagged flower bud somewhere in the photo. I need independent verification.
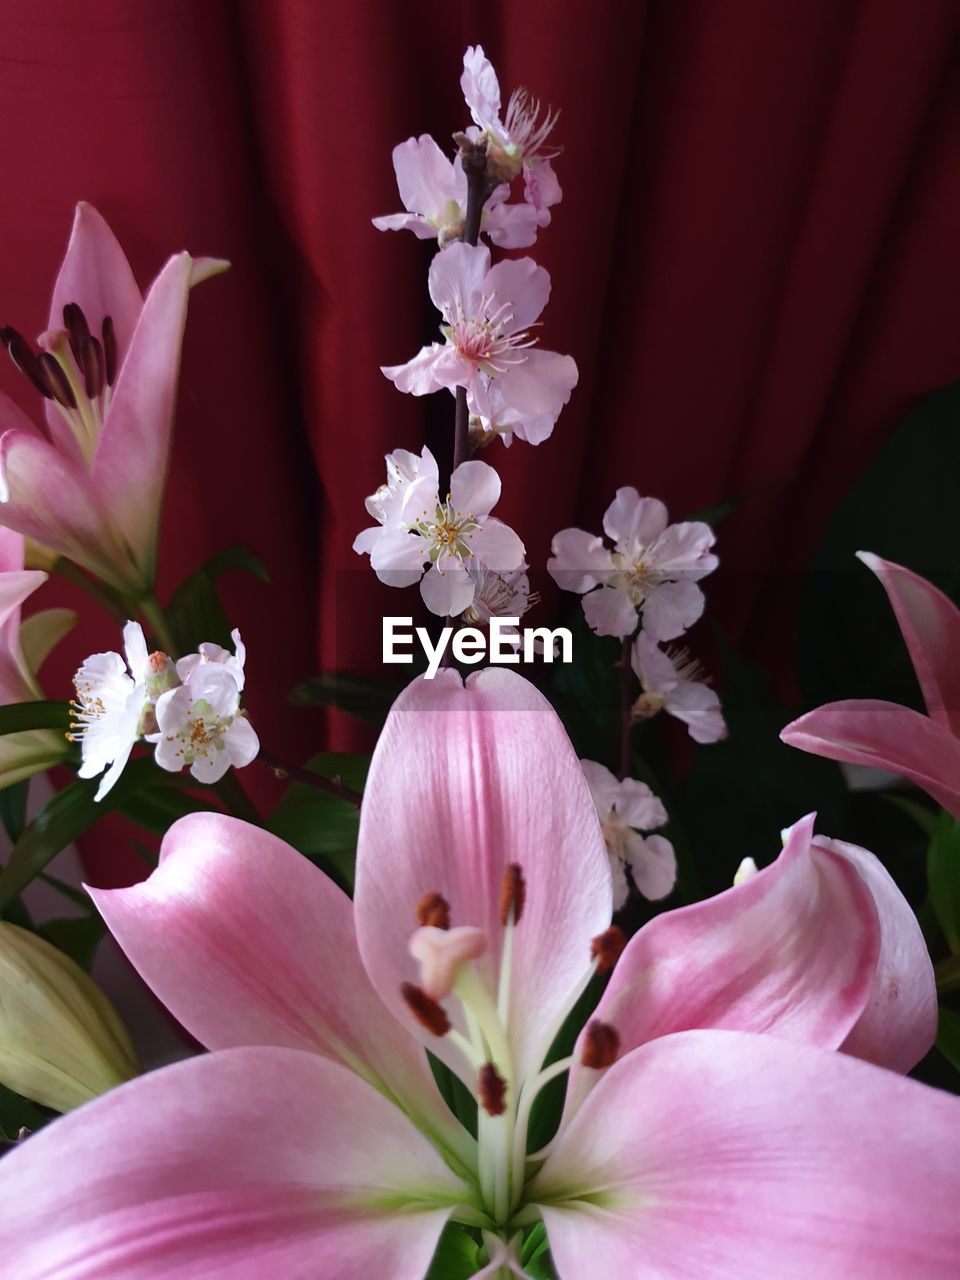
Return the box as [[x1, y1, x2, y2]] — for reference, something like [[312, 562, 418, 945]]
[[145, 650, 180, 700], [0, 922, 138, 1112]]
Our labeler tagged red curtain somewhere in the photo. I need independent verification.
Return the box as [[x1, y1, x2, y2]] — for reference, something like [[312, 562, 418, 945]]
[[0, 0, 957, 803]]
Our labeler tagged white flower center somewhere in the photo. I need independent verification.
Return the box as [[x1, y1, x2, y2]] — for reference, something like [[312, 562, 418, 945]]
[[443, 294, 535, 375], [414, 502, 479, 564]]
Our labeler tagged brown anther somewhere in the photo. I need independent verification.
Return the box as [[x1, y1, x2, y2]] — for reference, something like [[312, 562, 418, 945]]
[[400, 982, 450, 1037], [1, 326, 51, 399], [149, 651, 170, 673], [36, 352, 77, 409], [101, 315, 117, 385], [477, 1061, 507, 1116], [581, 1020, 620, 1070], [590, 926, 627, 974], [62, 302, 91, 366], [417, 891, 451, 931], [499, 863, 526, 926], [80, 334, 105, 400]]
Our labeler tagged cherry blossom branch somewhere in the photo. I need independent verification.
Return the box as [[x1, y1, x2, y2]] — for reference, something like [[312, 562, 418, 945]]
[[450, 138, 493, 474], [617, 637, 633, 780], [257, 747, 363, 807]]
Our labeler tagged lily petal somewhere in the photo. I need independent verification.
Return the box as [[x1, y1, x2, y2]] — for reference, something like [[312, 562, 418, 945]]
[[89, 813, 472, 1166], [564, 815, 879, 1120], [0, 429, 138, 589], [533, 1029, 960, 1279], [47, 202, 142, 372], [781, 699, 960, 819], [355, 668, 612, 1086], [0, 1046, 462, 1279], [858, 551, 960, 737], [815, 834, 937, 1072], [92, 253, 226, 584]]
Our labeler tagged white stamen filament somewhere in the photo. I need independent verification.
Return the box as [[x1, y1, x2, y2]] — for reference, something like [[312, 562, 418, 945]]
[[424, 939, 604, 1224]]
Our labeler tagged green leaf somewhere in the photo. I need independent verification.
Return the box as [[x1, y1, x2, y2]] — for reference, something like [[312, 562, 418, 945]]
[[936, 1007, 960, 1074], [0, 758, 209, 908], [798, 381, 960, 711], [290, 673, 405, 726], [424, 1224, 481, 1279], [428, 1053, 477, 1140], [266, 753, 369, 890], [166, 545, 269, 654], [546, 609, 621, 762], [37, 870, 96, 914], [0, 779, 102, 910], [19, 607, 77, 676], [0, 701, 71, 735], [38, 915, 106, 971], [0, 1082, 48, 1142], [928, 812, 960, 954], [0, 779, 29, 843], [885, 794, 938, 839]]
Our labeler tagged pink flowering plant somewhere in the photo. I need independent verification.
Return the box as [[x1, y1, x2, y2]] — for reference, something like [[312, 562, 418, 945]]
[[0, 41, 957, 1280]]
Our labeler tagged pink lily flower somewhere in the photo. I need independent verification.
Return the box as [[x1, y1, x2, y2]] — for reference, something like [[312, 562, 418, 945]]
[[0, 526, 74, 786], [0, 670, 954, 1276], [0, 203, 226, 593], [782, 552, 960, 818], [382, 241, 578, 441]]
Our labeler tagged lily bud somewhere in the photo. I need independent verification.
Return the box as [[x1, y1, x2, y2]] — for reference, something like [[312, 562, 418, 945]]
[[0, 922, 138, 1112]]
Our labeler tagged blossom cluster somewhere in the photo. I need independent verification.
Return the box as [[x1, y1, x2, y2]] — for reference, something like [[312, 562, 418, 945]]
[[355, 47, 577, 620], [71, 623, 258, 800]]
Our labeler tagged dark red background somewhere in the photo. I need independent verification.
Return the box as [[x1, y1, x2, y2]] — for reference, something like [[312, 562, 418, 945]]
[[0, 1, 957, 878]]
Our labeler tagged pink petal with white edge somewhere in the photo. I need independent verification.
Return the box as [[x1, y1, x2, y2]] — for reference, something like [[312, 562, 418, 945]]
[[461, 45, 501, 131], [563, 815, 879, 1121], [369, 527, 428, 587], [371, 211, 437, 238], [534, 1029, 960, 1279], [666, 677, 727, 743], [391, 134, 462, 219], [354, 669, 612, 1086], [92, 252, 227, 582], [547, 528, 613, 593], [627, 831, 676, 900], [582, 584, 638, 638], [603, 489, 668, 550], [382, 342, 452, 396], [781, 699, 960, 819], [420, 562, 475, 617], [483, 257, 551, 329], [0, 429, 137, 588], [428, 240, 490, 319], [0, 1046, 462, 1280], [641, 579, 705, 640], [859, 551, 960, 736], [816, 834, 937, 1073], [47, 202, 142, 372], [450, 459, 501, 518], [579, 759, 623, 816], [89, 813, 471, 1166], [614, 778, 668, 830], [468, 518, 525, 574], [650, 520, 718, 578], [497, 349, 578, 420]]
